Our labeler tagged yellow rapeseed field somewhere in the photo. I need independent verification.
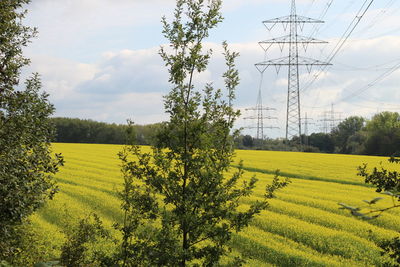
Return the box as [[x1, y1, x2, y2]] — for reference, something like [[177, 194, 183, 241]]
[[31, 143, 400, 266]]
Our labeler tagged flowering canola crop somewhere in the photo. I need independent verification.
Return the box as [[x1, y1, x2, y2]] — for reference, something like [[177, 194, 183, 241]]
[[31, 143, 400, 266]]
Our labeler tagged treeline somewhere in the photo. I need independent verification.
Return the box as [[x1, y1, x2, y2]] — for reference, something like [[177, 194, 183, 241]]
[[50, 117, 161, 145], [53, 111, 400, 156], [236, 111, 400, 156]]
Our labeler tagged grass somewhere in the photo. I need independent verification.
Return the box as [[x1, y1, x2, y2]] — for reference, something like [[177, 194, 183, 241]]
[[31, 143, 400, 266]]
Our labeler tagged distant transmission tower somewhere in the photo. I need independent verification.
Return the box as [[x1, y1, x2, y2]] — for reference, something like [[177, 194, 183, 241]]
[[244, 76, 277, 140], [302, 112, 315, 146], [255, 0, 331, 144], [319, 104, 342, 133]]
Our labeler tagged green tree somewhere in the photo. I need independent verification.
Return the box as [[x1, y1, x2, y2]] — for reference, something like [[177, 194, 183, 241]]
[[0, 0, 63, 262], [308, 132, 335, 153], [381, 236, 400, 266], [116, 0, 288, 265], [332, 116, 365, 154], [364, 112, 400, 156], [60, 213, 114, 267], [242, 135, 254, 148], [339, 158, 400, 266]]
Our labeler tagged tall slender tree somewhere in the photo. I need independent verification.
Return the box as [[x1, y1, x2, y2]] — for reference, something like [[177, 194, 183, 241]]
[[0, 0, 63, 261], [118, 0, 288, 265]]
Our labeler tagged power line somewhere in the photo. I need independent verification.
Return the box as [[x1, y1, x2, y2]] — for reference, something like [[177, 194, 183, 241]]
[[255, 0, 330, 143], [338, 61, 400, 102], [301, 0, 375, 94], [318, 103, 342, 133], [303, 0, 316, 16], [305, 0, 334, 39], [300, 0, 357, 103], [302, 112, 315, 146], [309, 0, 357, 38], [301, 0, 376, 119], [349, 102, 400, 110], [331, 58, 400, 71], [353, 0, 399, 37], [244, 72, 278, 140], [355, 95, 400, 108], [367, 24, 400, 39], [326, 0, 374, 63], [303, 59, 400, 110]]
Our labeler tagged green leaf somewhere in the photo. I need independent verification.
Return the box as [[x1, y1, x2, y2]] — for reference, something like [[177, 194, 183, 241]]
[[369, 197, 384, 204], [363, 197, 384, 205], [338, 203, 360, 211]]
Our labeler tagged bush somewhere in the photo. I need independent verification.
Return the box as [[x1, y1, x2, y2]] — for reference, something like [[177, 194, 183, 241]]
[[60, 214, 114, 267]]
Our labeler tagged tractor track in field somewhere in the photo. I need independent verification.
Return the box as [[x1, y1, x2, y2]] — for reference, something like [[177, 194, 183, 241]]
[[235, 165, 373, 187]]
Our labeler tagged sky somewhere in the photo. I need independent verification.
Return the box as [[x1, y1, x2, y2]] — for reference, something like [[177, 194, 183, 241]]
[[22, 0, 400, 138]]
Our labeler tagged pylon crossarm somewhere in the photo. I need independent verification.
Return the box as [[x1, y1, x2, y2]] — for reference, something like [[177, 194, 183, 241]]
[[263, 15, 324, 24], [246, 107, 276, 111], [259, 35, 328, 44], [244, 116, 277, 120], [246, 126, 279, 129], [255, 0, 329, 145], [256, 56, 331, 67]]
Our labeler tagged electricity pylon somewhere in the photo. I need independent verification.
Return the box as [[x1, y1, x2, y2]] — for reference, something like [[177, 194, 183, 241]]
[[302, 112, 315, 146], [319, 103, 342, 133], [255, 0, 331, 144], [244, 84, 277, 140]]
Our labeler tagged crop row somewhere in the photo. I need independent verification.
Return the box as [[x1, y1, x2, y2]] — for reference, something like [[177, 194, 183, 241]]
[[30, 143, 399, 266]]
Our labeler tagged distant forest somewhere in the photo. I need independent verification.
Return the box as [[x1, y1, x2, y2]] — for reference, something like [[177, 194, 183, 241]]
[[51, 111, 400, 156], [51, 117, 160, 145]]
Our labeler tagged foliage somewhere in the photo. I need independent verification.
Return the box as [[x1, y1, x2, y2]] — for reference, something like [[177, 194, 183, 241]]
[[234, 112, 400, 156], [332, 116, 365, 154], [339, 157, 400, 266], [0, 222, 56, 266], [339, 158, 400, 219], [33, 262, 62, 267], [241, 135, 254, 148], [381, 236, 400, 266], [235, 136, 301, 152], [0, 0, 63, 262], [345, 131, 367, 155], [360, 158, 400, 266], [307, 132, 335, 153], [51, 111, 400, 157], [51, 117, 162, 145], [359, 159, 400, 198], [60, 213, 114, 267], [115, 1, 289, 265], [364, 112, 400, 156], [0, 0, 34, 89]]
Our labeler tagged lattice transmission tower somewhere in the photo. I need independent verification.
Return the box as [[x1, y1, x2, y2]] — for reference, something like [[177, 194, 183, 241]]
[[319, 103, 342, 133], [255, 0, 331, 143], [302, 112, 315, 146], [244, 82, 277, 140]]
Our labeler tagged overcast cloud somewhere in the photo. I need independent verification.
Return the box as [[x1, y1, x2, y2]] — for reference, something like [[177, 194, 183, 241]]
[[22, 0, 400, 138]]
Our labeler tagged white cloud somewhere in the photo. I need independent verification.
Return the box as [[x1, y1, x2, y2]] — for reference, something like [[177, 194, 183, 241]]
[[26, 33, 400, 134], [20, 0, 400, 137], [25, 50, 168, 124]]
